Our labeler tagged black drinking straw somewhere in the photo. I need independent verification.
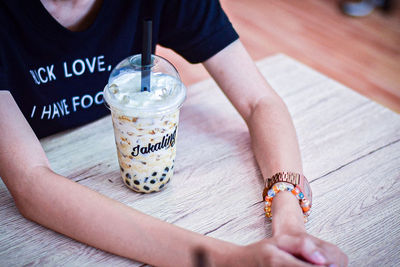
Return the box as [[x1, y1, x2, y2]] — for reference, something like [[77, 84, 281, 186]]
[[141, 19, 152, 92]]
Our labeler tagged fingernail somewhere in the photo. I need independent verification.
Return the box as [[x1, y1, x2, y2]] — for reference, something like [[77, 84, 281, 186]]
[[310, 251, 327, 264]]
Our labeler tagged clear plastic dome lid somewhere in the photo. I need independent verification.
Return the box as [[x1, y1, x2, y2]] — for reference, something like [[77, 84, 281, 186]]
[[103, 54, 186, 117]]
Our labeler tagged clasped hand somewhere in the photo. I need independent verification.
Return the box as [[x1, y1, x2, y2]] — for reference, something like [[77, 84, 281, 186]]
[[240, 232, 348, 267]]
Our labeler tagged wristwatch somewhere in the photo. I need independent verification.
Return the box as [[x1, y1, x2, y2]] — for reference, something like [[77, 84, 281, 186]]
[[262, 172, 313, 221]]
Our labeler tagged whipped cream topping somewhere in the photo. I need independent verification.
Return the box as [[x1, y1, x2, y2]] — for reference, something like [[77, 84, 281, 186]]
[[104, 72, 186, 116]]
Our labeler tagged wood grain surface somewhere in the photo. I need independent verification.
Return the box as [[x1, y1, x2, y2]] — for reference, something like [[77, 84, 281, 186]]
[[0, 54, 399, 266]]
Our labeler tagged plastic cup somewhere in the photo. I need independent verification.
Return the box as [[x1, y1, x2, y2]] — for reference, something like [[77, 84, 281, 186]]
[[103, 55, 186, 193]]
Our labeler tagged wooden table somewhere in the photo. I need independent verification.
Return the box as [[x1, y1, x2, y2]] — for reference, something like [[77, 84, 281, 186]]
[[1, 54, 399, 266]]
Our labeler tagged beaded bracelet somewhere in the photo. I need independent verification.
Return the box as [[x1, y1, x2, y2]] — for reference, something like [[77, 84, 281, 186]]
[[263, 182, 312, 222]]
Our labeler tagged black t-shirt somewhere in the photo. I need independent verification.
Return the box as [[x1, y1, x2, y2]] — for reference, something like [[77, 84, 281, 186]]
[[0, 0, 238, 138]]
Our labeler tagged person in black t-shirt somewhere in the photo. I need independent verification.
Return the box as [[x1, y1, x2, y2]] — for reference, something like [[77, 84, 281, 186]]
[[0, 1, 347, 266], [1, 0, 240, 138]]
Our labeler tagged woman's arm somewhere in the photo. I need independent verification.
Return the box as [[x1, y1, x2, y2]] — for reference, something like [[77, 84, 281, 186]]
[[0, 91, 321, 267], [0, 90, 238, 266], [202, 40, 302, 183], [203, 40, 348, 266]]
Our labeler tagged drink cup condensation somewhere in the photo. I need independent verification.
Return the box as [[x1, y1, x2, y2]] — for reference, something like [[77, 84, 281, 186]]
[[103, 55, 186, 193]]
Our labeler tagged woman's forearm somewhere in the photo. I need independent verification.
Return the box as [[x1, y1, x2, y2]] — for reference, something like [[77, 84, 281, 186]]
[[247, 96, 303, 179], [247, 96, 306, 233], [202, 41, 303, 179], [0, 91, 238, 266], [16, 166, 238, 266], [203, 41, 306, 232]]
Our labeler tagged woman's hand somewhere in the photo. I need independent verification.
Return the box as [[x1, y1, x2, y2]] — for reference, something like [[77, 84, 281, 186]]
[[269, 191, 348, 267], [241, 232, 348, 267], [272, 232, 348, 267], [242, 237, 316, 267]]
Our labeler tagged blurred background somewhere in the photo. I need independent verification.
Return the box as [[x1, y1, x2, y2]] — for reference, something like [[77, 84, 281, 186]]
[[157, 0, 400, 113]]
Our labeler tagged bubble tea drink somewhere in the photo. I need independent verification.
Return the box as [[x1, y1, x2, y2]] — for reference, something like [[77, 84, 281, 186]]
[[103, 55, 186, 193]]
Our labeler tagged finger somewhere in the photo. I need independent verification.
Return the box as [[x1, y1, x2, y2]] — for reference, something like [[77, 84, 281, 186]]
[[274, 235, 329, 265], [270, 246, 318, 267], [300, 235, 349, 267], [314, 239, 348, 267]]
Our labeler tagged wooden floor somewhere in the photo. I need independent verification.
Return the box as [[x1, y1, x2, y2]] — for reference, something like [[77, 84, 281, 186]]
[[157, 0, 400, 113]]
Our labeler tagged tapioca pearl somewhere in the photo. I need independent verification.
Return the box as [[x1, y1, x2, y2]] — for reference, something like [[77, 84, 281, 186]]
[[159, 184, 165, 190], [143, 185, 150, 191], [125, 179, 131, 186], [134, 180, 140, 185], [120, 166, 124, 172], [125, 173, 132, 179], [150, 179, 156, 184], [164, 167, 169, 172], [144, 177, 149, 183], [152, 172, 157, 176]]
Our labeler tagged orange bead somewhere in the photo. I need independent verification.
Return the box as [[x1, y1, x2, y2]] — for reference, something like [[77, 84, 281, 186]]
[[302, 206, 310, 212], [265, 196, 272, 201]]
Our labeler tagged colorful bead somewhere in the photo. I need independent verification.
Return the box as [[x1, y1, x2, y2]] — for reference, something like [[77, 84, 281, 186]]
[[297, 192, 304, 200], [277, 183, 286, 191], [301, 199, 309, 206], [302, 206, 310, 212], [286, 184, 294, 191], [267, 189, 276, 197], [265, 196, 272, 202], [272, 185, 279, 193]]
